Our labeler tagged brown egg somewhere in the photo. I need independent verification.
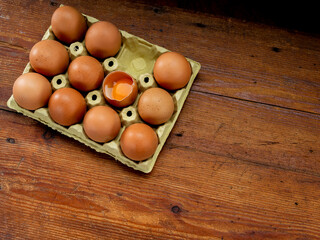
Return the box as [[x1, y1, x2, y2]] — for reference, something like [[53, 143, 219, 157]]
[[85, 21, 121, 59], [120, 123, 158, 161], [29, 40, 69, 77], [13, 72, 52, 110], [103, 71, 138, 108], [153, 52, 191, 90], [83, 106, 121, 143], [68, 56, 104, 92], [138, 88, 174, 125], [48, 88, 86, 126], [51, 6, 87, 44]]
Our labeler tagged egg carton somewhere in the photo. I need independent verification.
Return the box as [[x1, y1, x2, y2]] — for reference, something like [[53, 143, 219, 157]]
[[7, 12, 201, 173]]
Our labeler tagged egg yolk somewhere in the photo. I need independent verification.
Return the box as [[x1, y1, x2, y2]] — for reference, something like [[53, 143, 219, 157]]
[[112, 78, 132, 101]]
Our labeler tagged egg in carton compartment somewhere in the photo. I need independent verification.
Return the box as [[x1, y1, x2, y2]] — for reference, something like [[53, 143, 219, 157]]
[[7, 12, 201, 173]]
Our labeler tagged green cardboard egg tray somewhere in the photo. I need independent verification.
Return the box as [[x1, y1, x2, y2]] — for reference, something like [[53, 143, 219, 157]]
[[7, 11, 201, 173]]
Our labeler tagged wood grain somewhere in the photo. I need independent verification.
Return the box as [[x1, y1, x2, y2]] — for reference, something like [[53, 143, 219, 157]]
[[1, 0, 320, 114], [1, 104, 320, 239], [1, 0, 320, 239]]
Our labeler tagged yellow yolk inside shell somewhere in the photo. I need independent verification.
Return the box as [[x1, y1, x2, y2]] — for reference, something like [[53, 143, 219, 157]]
[[112, 78, 133, 101]]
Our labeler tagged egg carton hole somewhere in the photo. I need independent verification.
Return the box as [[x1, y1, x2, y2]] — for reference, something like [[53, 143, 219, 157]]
[[144, 77, 149, 83], [108, 61, 114, 67], [126, 110, 132, 117], [91, 94, 97, 101], [56, 79, 62, 85], [74, 45, 79, 52]]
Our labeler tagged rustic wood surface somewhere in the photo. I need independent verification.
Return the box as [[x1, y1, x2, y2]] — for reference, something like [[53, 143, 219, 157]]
[[1, 0, 320, 239]]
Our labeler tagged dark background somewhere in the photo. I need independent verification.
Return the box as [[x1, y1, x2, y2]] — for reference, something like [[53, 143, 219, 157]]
[[137, 0, 320, 34]]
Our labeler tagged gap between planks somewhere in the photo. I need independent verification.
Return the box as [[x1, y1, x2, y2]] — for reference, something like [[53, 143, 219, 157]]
[[191, 89, 320, 117], [3, 87, 319, 118]]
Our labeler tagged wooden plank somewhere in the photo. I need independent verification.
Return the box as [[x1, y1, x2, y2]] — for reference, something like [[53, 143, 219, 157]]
[[3, 88, 319, 177], [0, 0, 319, 114], [169, 90, 320, 176], [0, 109, 319, 239]]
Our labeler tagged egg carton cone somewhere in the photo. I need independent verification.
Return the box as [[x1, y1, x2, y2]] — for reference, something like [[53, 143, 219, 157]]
[[7, 9, 201, 173]]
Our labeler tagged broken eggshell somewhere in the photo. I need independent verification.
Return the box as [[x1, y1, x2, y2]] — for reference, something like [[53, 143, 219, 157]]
[[102, 71, 138, 108]]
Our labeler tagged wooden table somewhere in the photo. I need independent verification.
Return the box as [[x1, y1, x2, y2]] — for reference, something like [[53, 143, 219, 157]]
[[1, 1, 319, 239]]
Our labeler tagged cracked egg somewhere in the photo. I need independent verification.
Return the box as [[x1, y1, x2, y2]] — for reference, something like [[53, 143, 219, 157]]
[[102, 71, 138, 108]]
